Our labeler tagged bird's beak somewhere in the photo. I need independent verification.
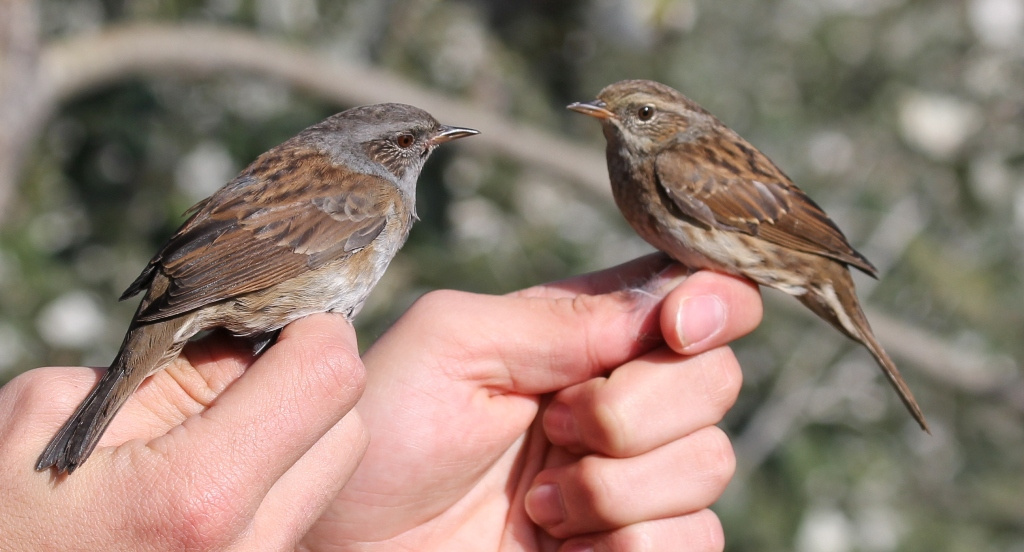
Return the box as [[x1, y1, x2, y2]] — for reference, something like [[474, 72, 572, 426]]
[[432, 125, 480, 145], [567, 100, 615, 120]]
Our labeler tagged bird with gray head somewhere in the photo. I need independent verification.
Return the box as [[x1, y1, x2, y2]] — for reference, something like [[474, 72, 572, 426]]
[[37, 103, 478, 474]]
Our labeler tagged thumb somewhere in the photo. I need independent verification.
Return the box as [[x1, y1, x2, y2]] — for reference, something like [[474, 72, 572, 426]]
[[366, 256, 681, 396]]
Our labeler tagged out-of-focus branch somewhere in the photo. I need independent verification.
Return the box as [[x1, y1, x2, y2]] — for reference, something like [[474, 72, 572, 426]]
[[865, 307, 1018, 394], [38, 23, 610, 201]]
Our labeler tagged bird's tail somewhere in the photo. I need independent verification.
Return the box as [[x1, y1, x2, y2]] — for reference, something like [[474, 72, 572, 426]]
[[36, 319, 187, 474], [797, 266, 930, 433], [35, 365, 133, 474]]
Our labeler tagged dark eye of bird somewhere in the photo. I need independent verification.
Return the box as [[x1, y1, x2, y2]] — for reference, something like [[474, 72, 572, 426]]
[[637, 105, 655, 121], [396, 134, 415, 148]]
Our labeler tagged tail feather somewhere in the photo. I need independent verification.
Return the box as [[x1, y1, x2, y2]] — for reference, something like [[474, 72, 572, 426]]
[[854, 317, 931, 433], [797, 267, 930, 433], [35, 367, 135, 474], [37, 319, 189, 474]]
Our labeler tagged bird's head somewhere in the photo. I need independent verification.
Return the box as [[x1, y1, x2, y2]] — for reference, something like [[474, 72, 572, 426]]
[[568, 79, 713, 156], [309, 103, 478, 193]]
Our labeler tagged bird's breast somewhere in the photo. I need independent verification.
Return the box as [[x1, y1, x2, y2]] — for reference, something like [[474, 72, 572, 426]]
[[606, 156, 682, 250]]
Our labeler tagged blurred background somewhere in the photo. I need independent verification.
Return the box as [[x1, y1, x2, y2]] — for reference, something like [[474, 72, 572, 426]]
[[1, 0, 1022, 549]]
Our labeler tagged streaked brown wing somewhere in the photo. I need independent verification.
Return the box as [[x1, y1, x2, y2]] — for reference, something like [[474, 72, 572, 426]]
[[126, 149, 394, 322], [653, 138, 877, 276]]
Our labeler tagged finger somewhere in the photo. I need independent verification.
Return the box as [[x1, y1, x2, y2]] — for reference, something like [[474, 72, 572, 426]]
[[512, 253, 675, 299], [558, 510, 725, 552], [172, 329, 259, 400], [5, 368, 99, 439], [661, 270, 762, 354], [98, 332, 258, 446], [1, 368, 104, 469], [13, 331, 260, 460], [382, 270, 756, 398], [525, 426, 735, 538], [379, 287, 664, 396], [250, 410, 369, 550], [158, 313, 366, 511], [543, 346, 742, 456]]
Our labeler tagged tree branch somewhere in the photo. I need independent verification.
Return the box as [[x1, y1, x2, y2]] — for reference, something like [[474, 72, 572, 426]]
[[38, 23, 610, 202]]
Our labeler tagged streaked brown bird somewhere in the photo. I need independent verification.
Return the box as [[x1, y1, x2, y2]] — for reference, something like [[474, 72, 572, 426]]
[[37, 103, 478, 474], [569, 79, 928, 432]]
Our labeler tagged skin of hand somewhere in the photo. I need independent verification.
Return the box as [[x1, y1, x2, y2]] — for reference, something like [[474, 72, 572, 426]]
[[0, 315, 369, 551], [303, 254, 762, 552], [0, 255, 762, 551]]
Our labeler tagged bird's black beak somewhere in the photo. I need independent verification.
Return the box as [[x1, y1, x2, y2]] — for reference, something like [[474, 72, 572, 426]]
[[567, 100, 615, 120], [432, 125, 480, 145]]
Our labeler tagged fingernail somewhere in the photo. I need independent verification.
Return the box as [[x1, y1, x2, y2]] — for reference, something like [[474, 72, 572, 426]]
[[525, 483, 565, 527], [545, 401, 579, 446], [677, 295, 726, 349]]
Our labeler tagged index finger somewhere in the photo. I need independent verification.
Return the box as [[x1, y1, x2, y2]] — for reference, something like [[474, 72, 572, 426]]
[[161, 314, 366, 510], [510, 253, 676, 299]]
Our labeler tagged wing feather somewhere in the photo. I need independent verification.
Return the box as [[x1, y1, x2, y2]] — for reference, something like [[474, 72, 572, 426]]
[[654, 137, 877, 276], [124, 147, 396, 322]]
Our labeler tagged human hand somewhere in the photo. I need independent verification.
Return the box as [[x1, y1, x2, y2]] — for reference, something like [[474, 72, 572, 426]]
[[303, 254, 763, 551], [0, 254, 762, 551], [0, 314, 367, 550]]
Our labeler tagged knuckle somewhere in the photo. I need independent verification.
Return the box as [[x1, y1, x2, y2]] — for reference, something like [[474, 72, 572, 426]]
[[0, 371, 42, 416], [560, 293, 620, 369], [691, 427, 736, 492], [404, 289, 482, 345], [6, 368, 90, 412], [695, 510, 727, 552], [681, 510, 726, 552], [700, 348, 743, 414], [590, 387, 632, 456], [566, 293, 605, 318], [408, 289, 469, 324], [603, 512, 725, 552], [572, 455, 619, 520], [0, 368, 98, 442]]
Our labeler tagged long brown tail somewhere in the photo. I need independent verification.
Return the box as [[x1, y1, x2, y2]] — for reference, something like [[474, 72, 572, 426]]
[[36, 318, 188, 474], [35, 364, 136, 474], [797, 265, 930, 432]]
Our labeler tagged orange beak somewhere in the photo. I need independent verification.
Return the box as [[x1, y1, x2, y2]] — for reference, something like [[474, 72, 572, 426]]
[[567, 100, 615, 120]]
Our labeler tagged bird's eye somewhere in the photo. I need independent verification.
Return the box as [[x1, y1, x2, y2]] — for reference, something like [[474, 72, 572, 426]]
[[396, 134, 415, 148], [637, 105, 655, 121]]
